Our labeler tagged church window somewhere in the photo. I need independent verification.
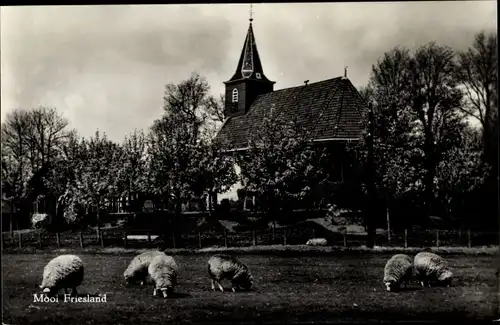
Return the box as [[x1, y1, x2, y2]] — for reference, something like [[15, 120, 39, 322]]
[[232, 88, 239, 103]]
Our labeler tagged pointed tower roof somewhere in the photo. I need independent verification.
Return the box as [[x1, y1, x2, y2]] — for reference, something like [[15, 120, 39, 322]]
[[225, 20, 274, 84]]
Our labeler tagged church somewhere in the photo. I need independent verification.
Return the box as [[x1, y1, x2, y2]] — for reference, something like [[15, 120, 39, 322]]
[[215, 16, 369, 209]]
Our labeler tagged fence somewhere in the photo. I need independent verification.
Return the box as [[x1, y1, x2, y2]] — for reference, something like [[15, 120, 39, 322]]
[[1, 227, 498, 251]]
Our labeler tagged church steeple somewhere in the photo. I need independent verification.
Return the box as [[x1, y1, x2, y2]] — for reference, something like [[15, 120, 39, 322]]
[[227, 21, 272, 83], [224, 7, 275, 118]]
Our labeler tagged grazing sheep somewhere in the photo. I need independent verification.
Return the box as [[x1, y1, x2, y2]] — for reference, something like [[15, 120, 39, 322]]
[[124, 250, 164, 285], [306, 238, 328, 246], [207, 254, 253, 292], [39, 254, 84, 297], [148, 253, 178, 298], [383, 254, 413, 292], [414, 252, 453, 288]]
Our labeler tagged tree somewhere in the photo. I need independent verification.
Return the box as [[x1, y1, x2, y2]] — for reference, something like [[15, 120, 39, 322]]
[[147, 72, 234, 244], [191, 139, 237, 214], [352, 43, 473, 238], [456, 31, 498, 169], [41, 130, 86, 228], [406, 43, 464, 217], [435, 125, 489, 228], [24, 106, 71, 171], [74, 130, 124, 236], [2, 106, 72, 231], [1, 109, 33, 234], [350, 49, 426, 239], [237, 112, 325, 226], [202, 94, 227, 140], [456, 31, 498, 228], [119, 129, 149, 212]]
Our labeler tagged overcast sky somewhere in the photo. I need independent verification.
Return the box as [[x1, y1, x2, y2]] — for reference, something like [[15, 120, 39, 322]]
[[1, 2, 496, 142]]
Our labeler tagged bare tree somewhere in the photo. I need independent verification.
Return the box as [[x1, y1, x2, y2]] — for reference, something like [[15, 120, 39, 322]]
[[407, 43, 463, 217], [456, 31, 498, 169], [25, 106, 70, 171]]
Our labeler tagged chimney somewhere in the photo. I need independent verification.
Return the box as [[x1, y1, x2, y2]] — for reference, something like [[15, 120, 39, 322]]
[[304, 80, 309, 86]]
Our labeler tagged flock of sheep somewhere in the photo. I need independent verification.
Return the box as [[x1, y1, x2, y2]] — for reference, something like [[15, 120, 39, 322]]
[[38, 252, 253, 298], [37, 250, 452, 299], [384, 252, 453, 292]]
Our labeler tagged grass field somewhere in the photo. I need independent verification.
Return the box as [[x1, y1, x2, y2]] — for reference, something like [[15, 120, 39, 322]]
[[2, 251, 498, 324]]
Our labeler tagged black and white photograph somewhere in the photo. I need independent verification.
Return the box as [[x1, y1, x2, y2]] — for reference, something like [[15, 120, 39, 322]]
[[1, 2, 498, 324]]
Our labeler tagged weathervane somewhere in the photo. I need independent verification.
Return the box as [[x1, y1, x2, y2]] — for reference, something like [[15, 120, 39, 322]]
[[249, 3, 254, 22]]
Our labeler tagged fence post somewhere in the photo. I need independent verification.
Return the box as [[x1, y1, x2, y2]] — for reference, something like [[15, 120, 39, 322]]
[[56, 232, 61, 248], [404, 229, 408, 249], [147, 233, 152, 245], [18, 232, 22, 249], [198, 231, 202, 249], [272, 222, 276, 242], [100, 231, 104, 248], [467, 229, 471, 248], [38, 230, 43, 249], [312, 229, 315, 239], [436, 230, 439, 248], [79, 232, 84, 249], [343, 230, 347, 248], [172, 229, 176, 249], [387, 207, 391, 243], [284, 228, 287, 246], [252, 230, 256, 246], [123, 232, 127, 249], [224, 230, 228, 248]]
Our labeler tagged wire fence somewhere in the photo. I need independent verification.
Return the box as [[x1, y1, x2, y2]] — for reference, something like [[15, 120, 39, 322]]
[[1, 227, 498, 251]]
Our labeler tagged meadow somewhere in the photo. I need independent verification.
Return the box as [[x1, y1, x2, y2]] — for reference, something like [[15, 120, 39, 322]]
[[2, 251, 498, 324]]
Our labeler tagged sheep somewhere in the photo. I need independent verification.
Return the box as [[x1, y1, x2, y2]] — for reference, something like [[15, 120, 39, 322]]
[[207, 254, 253, 292], [383, 254, 413, 292], [147, 253, 178, 298], [39, 254, 84, 297], [414, 252, 453, 288], [306, 238, 328, 246], [123, 250, 164, 285]]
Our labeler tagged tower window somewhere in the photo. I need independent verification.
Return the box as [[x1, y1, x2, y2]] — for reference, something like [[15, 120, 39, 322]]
[[232, 88, 239, 103]]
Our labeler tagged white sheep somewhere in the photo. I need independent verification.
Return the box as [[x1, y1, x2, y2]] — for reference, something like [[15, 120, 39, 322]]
[[147, 253, 178, 298], [123, 250, 164, 285], [306, 238, 328, 246], [383, 254, 413, 292], [207, 254, 253, 292], [414, 252, 453, 287], [39, 254, 84, 297]]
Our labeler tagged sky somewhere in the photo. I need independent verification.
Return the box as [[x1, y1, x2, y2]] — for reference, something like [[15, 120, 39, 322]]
[[1, 2, 497, 143]]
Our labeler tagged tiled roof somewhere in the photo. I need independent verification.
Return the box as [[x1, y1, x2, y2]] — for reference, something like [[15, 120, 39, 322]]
[[216, 77, 368, 150]]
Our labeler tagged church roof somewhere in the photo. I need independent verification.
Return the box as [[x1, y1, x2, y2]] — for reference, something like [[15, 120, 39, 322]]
[[216, 77, 368, 150], [225, 22, 274, 84]]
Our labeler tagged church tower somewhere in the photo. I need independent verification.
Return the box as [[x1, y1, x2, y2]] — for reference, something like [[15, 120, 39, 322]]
[[224, 11, 275, 118]]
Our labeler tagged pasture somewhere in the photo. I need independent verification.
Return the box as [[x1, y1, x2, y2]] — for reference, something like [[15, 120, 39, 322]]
[[2, 252, 498, 324]]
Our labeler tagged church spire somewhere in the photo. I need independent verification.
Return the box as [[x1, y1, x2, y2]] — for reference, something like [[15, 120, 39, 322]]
[[223, 5, 275, 118], [226, 5, 273, 83]]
